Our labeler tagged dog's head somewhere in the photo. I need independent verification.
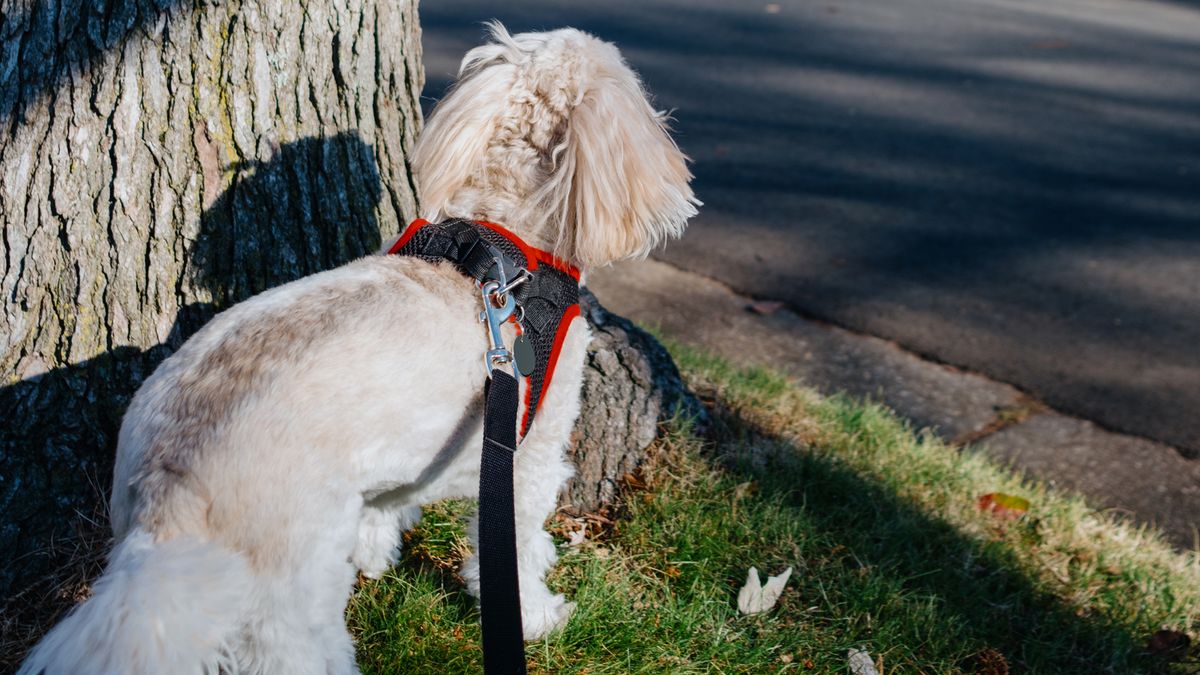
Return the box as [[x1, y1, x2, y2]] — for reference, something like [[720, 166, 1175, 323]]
[[414, 23, 699, 269]]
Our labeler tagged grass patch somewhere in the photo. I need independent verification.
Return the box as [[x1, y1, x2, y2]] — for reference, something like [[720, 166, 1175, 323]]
[[348, 346, 1200, 673]]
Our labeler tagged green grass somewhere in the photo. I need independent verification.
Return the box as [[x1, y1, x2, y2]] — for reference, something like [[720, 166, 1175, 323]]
[[347, 346, 1200, 674]]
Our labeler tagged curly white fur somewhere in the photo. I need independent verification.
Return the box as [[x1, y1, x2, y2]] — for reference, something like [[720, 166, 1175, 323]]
[[19, 24, 696, 675], [416, 22, 700, 267]]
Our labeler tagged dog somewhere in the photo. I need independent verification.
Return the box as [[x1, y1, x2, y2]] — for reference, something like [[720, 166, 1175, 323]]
[[19, 23, 697, 675]]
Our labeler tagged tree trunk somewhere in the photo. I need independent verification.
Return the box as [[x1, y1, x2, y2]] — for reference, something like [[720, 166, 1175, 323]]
[[565, 288, 706, 514], [0, 0, 689, 662], [0, 0, 423, 622]]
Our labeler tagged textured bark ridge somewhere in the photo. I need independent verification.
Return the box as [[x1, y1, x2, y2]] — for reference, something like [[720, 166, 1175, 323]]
[[0, 0, 423, 602], [564, 287, 705, 513]]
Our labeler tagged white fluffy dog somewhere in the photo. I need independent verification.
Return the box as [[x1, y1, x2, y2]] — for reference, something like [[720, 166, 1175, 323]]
[[20, 23, 697, 675]]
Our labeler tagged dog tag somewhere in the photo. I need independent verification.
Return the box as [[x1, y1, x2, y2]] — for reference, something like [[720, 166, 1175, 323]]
[[513, 334, 535, 377]]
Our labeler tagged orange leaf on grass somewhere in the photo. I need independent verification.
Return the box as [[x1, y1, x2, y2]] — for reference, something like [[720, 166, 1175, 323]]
[[977, 492, 1030, 519]]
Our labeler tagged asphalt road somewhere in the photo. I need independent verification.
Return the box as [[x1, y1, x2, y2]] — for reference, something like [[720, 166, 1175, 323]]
[[420, 0, 1200, 455]]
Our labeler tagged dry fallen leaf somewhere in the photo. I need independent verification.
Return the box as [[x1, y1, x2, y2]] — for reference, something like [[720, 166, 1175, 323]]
[[977, 492, 1030, 519], [737, 566, 793, 614], [969, 647, 1010, 675], [848, 648, 880, 675], [747, 300, 784, 315], [621, 471, 647, 490], [567, 522, 587, 546], [732, 481, 757, 517], [1146, 629, 1190, 658]]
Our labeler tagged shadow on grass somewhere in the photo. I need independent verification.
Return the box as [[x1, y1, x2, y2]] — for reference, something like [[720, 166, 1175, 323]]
[[347, 396, 1181, 673], [702, 401, 1175, 674]]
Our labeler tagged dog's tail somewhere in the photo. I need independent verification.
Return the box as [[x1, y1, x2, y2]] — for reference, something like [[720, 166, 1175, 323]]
[[19, 528, 253, 675]]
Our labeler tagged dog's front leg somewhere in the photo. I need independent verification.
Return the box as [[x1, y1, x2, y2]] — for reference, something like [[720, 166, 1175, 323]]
[[462, 320, 589, 640], [512, 432, 577, 640]]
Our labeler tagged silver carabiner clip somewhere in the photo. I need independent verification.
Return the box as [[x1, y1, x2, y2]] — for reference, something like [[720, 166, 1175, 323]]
[[478, 259, 520, 378]]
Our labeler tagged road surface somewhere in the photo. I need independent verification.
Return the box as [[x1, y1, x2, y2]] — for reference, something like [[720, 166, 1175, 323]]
[[420, 0, 1200, 455]]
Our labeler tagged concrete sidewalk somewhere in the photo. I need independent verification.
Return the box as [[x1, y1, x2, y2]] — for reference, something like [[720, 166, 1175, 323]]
[[587, 259, 1200, 550]]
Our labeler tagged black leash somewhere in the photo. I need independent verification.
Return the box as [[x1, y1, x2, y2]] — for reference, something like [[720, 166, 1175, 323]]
[[474, 248, 530, 675], [478, 371, 527, 674], [388, 219, 581, 674]]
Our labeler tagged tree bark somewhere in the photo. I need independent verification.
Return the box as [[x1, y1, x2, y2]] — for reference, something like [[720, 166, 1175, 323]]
[[566, 288, 705, 514], [0, 0, 690, 661], [0, 0, 423, 611]]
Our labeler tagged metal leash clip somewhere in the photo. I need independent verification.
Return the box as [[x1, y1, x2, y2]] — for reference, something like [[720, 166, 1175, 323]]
[[479, 257, 524, 379]]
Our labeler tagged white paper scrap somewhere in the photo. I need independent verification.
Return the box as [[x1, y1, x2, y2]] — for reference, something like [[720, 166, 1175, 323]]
[[848, 648, 880, 675], [567, 522, 587, 546], [736, 566, 793, 614]]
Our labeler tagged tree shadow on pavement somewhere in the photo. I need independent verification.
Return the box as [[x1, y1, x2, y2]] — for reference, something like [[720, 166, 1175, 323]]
[[0, 131, 384, 670], [420, 2, 1200, 455]]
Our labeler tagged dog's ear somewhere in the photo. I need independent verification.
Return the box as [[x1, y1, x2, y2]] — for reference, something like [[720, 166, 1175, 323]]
[[417, 25, 698, 268], [551, 39, 699, 268], [411, 37, 514, 222]]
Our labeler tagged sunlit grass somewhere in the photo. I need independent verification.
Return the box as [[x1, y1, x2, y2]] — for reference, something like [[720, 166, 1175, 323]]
[[347, 345, 1200, 674]]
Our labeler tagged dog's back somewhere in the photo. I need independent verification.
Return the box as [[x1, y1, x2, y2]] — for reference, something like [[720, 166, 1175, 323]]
[[22, 256, 491, 674]]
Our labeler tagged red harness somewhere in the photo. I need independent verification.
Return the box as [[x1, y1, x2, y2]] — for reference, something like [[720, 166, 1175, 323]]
[[388, 219, 581, 438]]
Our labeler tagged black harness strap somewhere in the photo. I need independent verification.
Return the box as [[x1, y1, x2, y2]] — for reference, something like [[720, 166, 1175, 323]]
[[388, 219, 580, 674], [390, 218, 580, 433]]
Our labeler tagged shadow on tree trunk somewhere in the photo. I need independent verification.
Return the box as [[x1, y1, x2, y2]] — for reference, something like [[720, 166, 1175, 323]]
[[0, 132, 385, 666], [0, 0, 187, 129]]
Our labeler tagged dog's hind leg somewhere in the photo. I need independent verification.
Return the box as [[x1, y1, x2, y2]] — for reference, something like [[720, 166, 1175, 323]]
[[240, 539, 362, 674], [354, 500, 422, 579]]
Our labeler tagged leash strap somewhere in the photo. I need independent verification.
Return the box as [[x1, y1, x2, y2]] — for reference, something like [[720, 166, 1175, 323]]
[[479, 371, 527, 674], [388, 219, 581, 673]]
